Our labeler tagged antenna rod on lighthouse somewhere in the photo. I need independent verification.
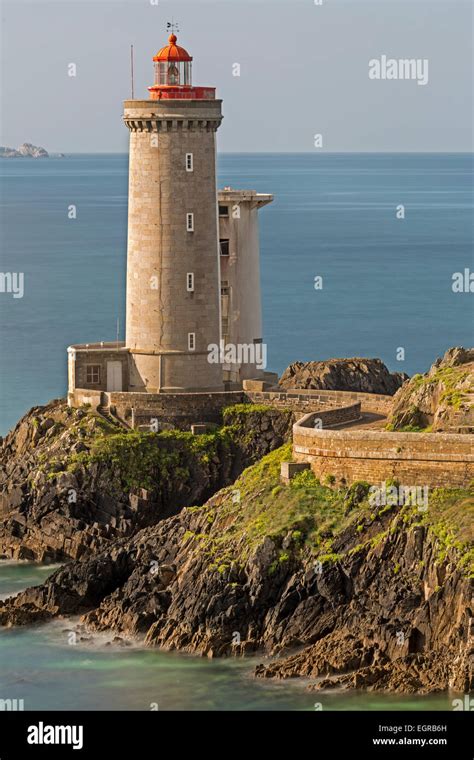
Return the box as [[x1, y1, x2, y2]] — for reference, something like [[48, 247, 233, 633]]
[[130, 44, 135, 99]]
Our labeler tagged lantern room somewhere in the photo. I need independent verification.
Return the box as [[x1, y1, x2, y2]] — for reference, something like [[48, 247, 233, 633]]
[[153, 34, 192, 86], [148, 34, 216, 101]]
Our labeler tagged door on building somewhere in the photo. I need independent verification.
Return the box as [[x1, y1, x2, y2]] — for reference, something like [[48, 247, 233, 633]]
[[106, 361, 123, 392]]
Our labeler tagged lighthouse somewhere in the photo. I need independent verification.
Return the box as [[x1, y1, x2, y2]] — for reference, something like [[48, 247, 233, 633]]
[[67, 31, 274, 427], [123, 33, 224, 392]]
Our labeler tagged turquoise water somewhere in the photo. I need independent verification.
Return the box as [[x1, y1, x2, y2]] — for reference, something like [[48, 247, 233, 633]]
[[0, 562, 455, 711], [1, 152, 473, 435], [0, 561, 59, 601]]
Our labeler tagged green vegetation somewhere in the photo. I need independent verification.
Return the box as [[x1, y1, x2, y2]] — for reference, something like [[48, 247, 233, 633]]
[[32, 403, 473, 581], [410, 373, 425, 389], [55, 402, 292, 493], [317, 551, 343, 564], [417, 486, 474, 576], [178, 443, 473, 581], [181, 446, 365, 572], [226, 451, 347, 555], [223, 403, 277, 418], [344, 480, 371, 511], [407, 366, 473, 410], [68, 428, 228, 490], [439, 390, 466, 410], [385, 423, 430, 433]]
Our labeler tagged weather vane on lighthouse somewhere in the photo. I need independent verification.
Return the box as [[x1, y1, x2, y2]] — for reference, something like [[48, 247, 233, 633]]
[[166, 20, 179, 35]]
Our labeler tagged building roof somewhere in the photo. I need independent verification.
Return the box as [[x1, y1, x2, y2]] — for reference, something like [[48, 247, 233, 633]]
[[218, 189, 274, 208], [153, 34, 193, 62]]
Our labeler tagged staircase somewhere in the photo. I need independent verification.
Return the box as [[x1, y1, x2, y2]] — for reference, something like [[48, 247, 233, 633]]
[[96, 404, 131, 430]]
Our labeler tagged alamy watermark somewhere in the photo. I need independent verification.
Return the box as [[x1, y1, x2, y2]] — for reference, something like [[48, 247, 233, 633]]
[[0, 272, 24, 298], [27, 722, 83, 750], [452, 695, 474, 711], [207, 340, 267, 370], [369, 55, 429, 86], [0, 698, 24, 711], [369, 481, 429, 512], [452, 268, 473, 293]]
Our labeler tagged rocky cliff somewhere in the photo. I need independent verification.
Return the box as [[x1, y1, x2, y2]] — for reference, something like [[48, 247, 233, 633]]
[[279, 357, 408, 395], [1, 445, 472, 694], [0, 401, 293, 562], [0, 143, 49, 158], [389, 347, 474, 433]]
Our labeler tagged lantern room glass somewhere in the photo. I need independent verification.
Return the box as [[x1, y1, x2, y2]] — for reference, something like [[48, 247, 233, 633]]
[[154, 61, 192, 86]]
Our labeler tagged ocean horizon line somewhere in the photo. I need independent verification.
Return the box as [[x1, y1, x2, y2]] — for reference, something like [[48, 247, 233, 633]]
[[5, 150, 472, 157]]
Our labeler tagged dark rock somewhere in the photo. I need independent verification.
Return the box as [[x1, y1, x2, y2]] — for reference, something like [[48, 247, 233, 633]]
[[279, 357, 408, 395], [0, 400, 292, 562], [0, 487, 470, 694]]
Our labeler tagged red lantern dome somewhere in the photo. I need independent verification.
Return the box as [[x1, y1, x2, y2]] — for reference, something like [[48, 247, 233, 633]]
[[153, 34, 193, 63], [148, 33, 216, 101]]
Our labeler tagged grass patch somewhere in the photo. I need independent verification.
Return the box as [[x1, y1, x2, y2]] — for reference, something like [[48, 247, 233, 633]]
[[67, 429, 226, 490], [185, 446, 474, 581], [418, 487, 474, 575], [408, 367, 473, 410], [185, 444, 349, 571]]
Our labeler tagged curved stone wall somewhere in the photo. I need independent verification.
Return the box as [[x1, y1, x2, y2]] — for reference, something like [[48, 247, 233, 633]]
[[246, 388, 393, 415], [293, 403, 362, 429], [293, 411, 474, 488]]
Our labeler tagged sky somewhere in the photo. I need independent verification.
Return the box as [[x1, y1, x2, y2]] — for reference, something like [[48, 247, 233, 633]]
[[0, 0, 472, 153]]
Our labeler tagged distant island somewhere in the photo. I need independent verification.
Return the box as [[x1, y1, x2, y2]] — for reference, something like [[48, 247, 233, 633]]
[[0, 142, 64, 158]]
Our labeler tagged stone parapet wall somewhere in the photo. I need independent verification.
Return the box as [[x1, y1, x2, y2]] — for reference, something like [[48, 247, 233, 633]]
[[293, 412, 474, 488], [68, 389, 103, 410], [107, 390, 245, 430], [293, 403, 361, 428], [123, 99, 223, 133], [69, 387, 363, 430], [245, 388, 392, 415]]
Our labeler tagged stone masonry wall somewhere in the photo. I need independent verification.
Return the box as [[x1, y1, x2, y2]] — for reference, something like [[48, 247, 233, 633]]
[[246, 389, 392, 415], [107, 390, 245, 430], [68, 389, 103, 410], [288, 402, 361, 428], [293, 412, 474, 488], [69, 388, 364, 430], [73, 349, 129, 393]]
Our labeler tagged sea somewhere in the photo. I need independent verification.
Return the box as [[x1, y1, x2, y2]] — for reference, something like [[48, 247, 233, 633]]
[[0, 562, 455, 711], [0, 152, 472, 709], [0, 152, 473, 435]]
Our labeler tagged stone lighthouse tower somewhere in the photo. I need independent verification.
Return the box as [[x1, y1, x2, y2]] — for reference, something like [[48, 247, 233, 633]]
[[123, 33, 223, 392], [66, 32, 274, 422]]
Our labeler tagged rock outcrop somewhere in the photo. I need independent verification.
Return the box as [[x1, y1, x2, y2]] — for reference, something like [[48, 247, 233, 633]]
[[0, 143, 49, 158], [279, 357, 408, 396], [0, 400, 293, 562], [1, 352, 472, 695], [1, 445, 472, 694], [389, 347, 474, 433]]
